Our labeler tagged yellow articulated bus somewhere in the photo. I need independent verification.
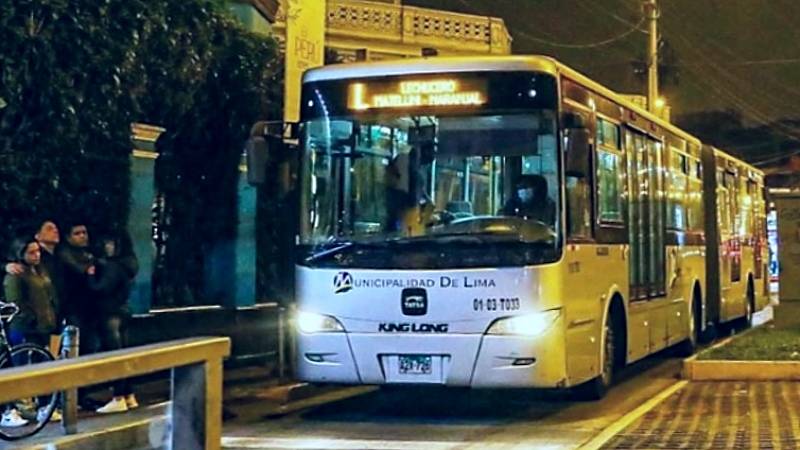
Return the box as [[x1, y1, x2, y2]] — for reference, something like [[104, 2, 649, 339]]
[[703, 148, 769, 331], [291, 55, 768, 398]]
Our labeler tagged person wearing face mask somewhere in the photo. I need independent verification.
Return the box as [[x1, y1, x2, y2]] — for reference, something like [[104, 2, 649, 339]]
[[502, 174, 556, 225]]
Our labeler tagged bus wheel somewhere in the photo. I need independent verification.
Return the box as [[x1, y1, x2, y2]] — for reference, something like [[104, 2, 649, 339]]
[[741, 280, 755, 330], [675, 296, 700, 357], [576, 318, 615, 400]]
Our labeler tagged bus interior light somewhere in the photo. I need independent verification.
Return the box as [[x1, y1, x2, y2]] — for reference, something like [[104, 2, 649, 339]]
[[485, 310, 561, 337], [297, 311, 346, 333]]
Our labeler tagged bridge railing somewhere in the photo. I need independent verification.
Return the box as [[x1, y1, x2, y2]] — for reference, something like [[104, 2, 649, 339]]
[[0, 336, 231, 450]]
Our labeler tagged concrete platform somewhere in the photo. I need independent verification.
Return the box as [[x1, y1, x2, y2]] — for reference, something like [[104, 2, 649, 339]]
[[3, 365, 331, 450], [4, 403, 168, 450]]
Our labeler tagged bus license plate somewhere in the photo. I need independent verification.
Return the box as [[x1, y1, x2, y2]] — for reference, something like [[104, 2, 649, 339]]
[[398, 355, 432, 375]]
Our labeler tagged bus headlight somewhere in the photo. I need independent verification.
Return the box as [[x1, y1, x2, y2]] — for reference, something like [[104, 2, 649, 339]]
[[296, 311, 345, 333], [485, 310, 561, 337]]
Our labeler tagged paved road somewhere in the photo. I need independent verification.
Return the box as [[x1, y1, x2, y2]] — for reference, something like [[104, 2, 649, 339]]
[[222, 354, 684, 450]]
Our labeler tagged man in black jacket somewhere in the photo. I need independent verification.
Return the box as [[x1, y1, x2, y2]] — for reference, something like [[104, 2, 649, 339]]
[[90, 235, 139, 413], [57, 223, 96, 333]]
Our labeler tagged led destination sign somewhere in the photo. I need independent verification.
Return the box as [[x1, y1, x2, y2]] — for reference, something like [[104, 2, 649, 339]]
[[301, 72, 558, 121], [348, 78, 487, 110]]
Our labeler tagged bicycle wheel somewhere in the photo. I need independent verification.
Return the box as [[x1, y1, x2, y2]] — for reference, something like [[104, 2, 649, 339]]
[[0, 343, 58, 441]]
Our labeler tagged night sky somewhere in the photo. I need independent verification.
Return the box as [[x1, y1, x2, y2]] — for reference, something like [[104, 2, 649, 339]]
[[407, 0, 800, 129]]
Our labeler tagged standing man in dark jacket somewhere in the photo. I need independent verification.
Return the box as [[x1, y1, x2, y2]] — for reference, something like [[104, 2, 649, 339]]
[[57, 223, 97, 349], [57, 223, 104, 411], [90, 234, 139, 413]]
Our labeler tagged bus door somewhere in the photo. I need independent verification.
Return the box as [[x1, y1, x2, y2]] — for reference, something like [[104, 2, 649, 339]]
[[625, 128, 668, 354], [625, 129, 666, 300]]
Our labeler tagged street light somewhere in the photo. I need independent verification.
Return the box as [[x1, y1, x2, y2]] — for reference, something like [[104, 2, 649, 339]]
[[654, 97, 666, 109]]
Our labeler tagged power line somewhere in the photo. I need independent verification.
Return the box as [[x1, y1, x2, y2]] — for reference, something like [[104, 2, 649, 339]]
[[575, 0, 648, 34], [615, 0, 800, 126], [752, 149, 800, 167], [669, 58, 800, 67], [455, 0, 646, 50], [661, 2, 800, 106], [514, 17, 646, 49]]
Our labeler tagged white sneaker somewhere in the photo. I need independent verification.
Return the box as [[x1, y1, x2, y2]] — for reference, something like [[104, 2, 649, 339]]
[[1, 409, 29, 428], [96, 397, 128, 414], [37, 407, 61, 423], [125, 394, 139, 410]]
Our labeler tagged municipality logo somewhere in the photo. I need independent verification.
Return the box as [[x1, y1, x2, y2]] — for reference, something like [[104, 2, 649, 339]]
[[333, 272, 353, 294]]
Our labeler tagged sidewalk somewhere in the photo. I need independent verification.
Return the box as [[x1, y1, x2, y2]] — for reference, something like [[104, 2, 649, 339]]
[[4, 365, 321, 450], [602, 302, 800, 450], [601, 380, 800, 449]]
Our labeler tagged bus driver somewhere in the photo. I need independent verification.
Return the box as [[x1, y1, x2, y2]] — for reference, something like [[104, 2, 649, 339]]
[[502, 174, 555, 225]]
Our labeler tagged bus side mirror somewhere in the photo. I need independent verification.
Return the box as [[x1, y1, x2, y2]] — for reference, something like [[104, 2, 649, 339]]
[[246, 121, 286, 187], [245, 135, 270, 185], [562, 112, 590, 178]]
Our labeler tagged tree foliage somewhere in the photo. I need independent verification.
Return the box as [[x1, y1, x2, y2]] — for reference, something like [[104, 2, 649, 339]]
[[0, 0, 281, 305], [142, 9, 282, 305], [0, 0, 146, 245]]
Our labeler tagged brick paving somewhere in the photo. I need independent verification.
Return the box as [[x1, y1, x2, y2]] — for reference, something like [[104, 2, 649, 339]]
[[603, 381, 800, 449]]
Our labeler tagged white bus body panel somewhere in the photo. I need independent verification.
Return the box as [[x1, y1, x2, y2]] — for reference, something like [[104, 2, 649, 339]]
[[295, 266, 568, 388]]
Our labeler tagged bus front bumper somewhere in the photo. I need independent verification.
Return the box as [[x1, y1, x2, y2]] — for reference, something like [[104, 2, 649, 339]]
[[296, 326, 567, 388]]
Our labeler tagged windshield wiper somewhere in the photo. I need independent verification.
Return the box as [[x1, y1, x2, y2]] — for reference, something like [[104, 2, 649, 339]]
[[388, 231, 522, 245], [305, 231, 553, 264], [304, 241, 356, 263]]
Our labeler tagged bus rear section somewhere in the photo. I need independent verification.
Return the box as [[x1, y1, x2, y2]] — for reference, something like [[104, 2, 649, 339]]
[[702, 147, 769, 329]]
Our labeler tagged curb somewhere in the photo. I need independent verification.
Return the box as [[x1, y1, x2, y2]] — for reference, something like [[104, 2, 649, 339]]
[[283, 382, 315, 403], [684, 358, 800, 381], [261, 386, 375, 419], [16, 415, 168, 450], [680, 333, 736, 379], [682, 319, 800, 381], [284, 382, 339, 403], [255, 382, 336, 404]]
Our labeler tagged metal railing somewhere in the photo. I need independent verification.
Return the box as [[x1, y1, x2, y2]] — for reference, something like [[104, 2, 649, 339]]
[[0, 337, 230, 450]]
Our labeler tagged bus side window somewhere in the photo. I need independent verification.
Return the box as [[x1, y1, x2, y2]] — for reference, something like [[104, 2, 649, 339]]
[[563, 110, 593, 240]]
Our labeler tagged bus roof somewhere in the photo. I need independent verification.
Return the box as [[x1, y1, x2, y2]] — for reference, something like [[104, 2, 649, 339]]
[[303, 55, 761, 177], [302, 55, 560, 83], [711, 146, 765, 180]]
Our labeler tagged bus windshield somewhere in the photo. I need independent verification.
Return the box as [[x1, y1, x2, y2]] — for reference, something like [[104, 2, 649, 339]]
[[299, 110, 562, 269]]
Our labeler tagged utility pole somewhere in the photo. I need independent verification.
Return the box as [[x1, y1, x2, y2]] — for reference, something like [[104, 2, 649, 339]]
[[644, 0, 659, 113]]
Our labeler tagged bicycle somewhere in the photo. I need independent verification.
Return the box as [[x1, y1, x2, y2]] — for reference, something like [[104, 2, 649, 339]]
[[0, 301, 59, 441]]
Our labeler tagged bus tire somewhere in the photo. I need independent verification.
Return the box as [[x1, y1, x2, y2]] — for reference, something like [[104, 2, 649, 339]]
[[576, 300, 623, 400], [741, 278, 755, 330], [675, 292, 701, 357]]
